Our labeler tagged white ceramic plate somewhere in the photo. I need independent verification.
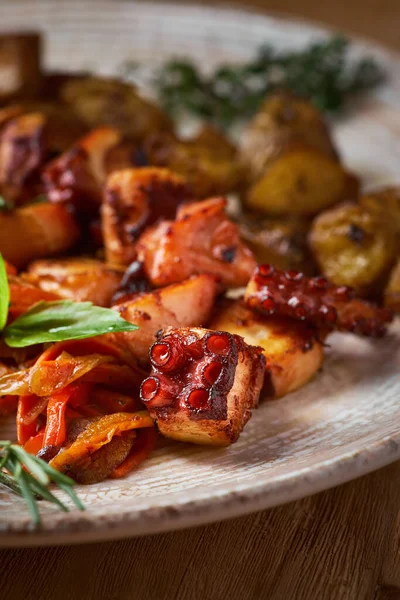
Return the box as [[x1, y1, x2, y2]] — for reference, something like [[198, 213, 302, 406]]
[[1, 0, 400, 547]]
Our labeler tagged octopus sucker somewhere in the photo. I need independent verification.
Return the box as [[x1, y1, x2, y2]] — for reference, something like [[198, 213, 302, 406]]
[[140, 327, 265, 446], [245, 265, 393, 338]]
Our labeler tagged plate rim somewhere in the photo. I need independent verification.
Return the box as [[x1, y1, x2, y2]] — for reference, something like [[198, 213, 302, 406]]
[[1, 1, 400, 547]]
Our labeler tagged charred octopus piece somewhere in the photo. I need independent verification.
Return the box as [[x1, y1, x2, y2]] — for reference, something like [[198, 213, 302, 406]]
[[245, 265, 393, 338], [140, 327, 265, 446]]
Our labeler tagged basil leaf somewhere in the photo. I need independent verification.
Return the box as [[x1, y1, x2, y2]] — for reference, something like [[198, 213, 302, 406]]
[[0, 253, 10, 330], [3, 300, 138, 348]]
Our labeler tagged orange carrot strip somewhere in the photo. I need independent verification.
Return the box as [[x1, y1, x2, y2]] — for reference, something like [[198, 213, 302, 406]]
[[24, 431, 45, 455], [110, 427, 157, 479], [43, 386, 73, 447], [17, 395, 40, 444]]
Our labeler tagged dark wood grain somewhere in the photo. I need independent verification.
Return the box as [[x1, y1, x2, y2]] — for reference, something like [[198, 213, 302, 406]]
[[1, 461, 399, 600]]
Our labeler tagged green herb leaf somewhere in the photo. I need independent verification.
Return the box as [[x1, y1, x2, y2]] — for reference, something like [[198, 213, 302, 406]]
[[0, 442, 85, 526], [3, 300, 138, 348], [0, 253, 10, 330], [141, 35, 385, 129]]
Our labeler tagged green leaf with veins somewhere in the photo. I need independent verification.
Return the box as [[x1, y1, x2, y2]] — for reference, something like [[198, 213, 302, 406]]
[[0, 253, 10, 330], [3, 300, 138, 348]]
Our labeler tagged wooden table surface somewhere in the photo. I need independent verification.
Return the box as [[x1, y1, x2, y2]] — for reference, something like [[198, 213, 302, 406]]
[[2, 3, 400, 600]]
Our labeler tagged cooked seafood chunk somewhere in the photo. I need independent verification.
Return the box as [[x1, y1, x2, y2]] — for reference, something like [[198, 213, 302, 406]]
[[210, 299, 324, 398], [309, 201, 397, 295], [137, 197, 256, 287], [245, 265, 393, 338], [61, 76, 173, 142], [0, 202, 80, 268], [145, 125, 241, 198], [140, 327, 265, 445], [113, 274, 219, 365], [25, 258, 124, 307], [240, 92, 358, 215], [0, 112, 46, 203], [102, 167, 192, 266], [43, 127, 143, 216]]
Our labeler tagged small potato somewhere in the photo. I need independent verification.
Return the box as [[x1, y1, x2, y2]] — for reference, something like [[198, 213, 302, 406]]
[[239, 212, 315, 273], [384, 260, 400, 312], [61, 76, 173, 142], [137, 197, 256, 288], [0, 202, 80, 268], [113, 274, 219, 365], [240, 92, 358, 216], [145, 125, 242, 198], [245, 147, 357, 216], [309, 202, 397, 295], [102, 167, 192, 266], [25, 258, 124, 307], [360, 186, 400, 239], [209, 299, 324, 398]]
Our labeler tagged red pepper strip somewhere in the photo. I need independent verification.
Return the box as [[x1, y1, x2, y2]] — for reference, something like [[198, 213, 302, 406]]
[[24, 431, 45, 455], [0, 395, 18, 417], [43, 386, 74, 448], [75, 404, 105, 418], [110, 427, 157, 479], [91, 387, 139, 413], [65, 407, 84, 419], [17, 395, 41, 444]]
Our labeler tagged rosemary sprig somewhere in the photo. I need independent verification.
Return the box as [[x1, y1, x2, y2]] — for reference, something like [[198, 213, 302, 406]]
[[0, 441, 84, 526], [121, 36, 385, 129]]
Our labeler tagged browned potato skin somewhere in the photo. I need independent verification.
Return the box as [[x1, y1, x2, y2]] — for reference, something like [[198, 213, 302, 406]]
[[64, 418, 136, 485], [0, 112, 46, 203], [43, 127, 141, 214], [61, 76, 173, 143], [25, 258, 124, 307], [113, 274, 219, 365], [384, 259, 400, 312], [145, 125, 242, 198], [239, 212, 315, 273], [0, 202, 80, 268], [240, 92, 358, 216], [209, 299, 324, 399], [0, 33, 42, 103], [136, 197, 256, 288], [102, 167, 192, 266], [309, 201, 398, 296], [360, 186, 400, 241]]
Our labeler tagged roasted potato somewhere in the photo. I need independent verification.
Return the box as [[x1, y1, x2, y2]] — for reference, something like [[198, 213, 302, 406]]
[[140, 327, 265, 445], [61, 76, 173, 142], [43, 127, 142, 216], [137, 197, 256, 288], [240, 92, 358, 216], [113, 274, 219, 365], [0, 202, 80, 268], [25, 258, 124, 306], [360, 186, 400, 240], [384, 259, 400, 312], [209, 299, 324, 398], [309, 202, 397, 295], [145, 124, 242, 198], [239, 212, 315, 273], [0, 33, 42, 103], [102, 167, 192, 266]]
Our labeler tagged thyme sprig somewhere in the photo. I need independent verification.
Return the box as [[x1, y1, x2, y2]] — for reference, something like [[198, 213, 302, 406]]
[[121, 36, 385, 129], [0, 441, 84, 526]]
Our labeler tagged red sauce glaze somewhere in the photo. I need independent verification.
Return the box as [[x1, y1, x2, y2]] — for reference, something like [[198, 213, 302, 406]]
[[246, 264, 393, 337]]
